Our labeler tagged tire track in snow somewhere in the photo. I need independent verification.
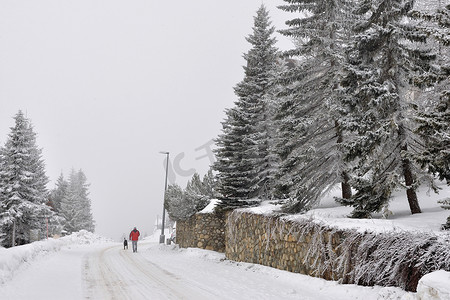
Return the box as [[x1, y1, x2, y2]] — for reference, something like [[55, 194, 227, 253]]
[[84, 244, 217, 300], [84, 245, 130, 299]]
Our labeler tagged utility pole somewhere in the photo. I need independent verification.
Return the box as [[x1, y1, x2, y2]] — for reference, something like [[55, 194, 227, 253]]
[[159, 151, 169, 244]]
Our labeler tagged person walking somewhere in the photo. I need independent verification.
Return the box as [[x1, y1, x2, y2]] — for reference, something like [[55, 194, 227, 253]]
[[129, 227, 140, 253]]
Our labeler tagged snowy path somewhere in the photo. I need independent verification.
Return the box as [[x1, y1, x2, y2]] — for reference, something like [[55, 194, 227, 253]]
[[0, 238, 411, 300], [84, 243, 216, 299]]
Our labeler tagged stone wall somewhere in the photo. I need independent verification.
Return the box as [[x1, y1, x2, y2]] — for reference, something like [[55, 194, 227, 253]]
[[225, 211, 347, 281], [178, 209, 450, 292], [176, 212, 226, 252], [225, 211, 450, 292]]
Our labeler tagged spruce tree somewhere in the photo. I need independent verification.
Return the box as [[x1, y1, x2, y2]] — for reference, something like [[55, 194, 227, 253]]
[[0, 111, 52, 247], [59, 169, 95, 234], [337, 0, 439, 217], [46, 173, 69, 236], [184, 173, 209, 212], [259, 60, 285, 200], [214, 5, 279, 209], [74, 169, 95, 232], [275, 0, 354, 213], [59, 174, 78, 235], [201, 168, 218, 199], [411, 4, 450, 184], [0, 145, 5, 244], [414, 92, 450, 184], [48, 173, 68, 213]]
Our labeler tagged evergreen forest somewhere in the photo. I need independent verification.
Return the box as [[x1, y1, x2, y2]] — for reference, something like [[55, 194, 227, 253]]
[[0, 111, 95, 247], [211, 2, 449, 218]]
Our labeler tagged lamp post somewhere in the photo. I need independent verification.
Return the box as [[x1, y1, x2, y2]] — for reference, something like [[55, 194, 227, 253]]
[[159, 151, 169, 244]]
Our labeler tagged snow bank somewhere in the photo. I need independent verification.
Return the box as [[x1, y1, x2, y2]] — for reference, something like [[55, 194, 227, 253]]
[[0, 230, 111, 284], [0, 238, 63, 284], [61, 230, 112, 245], [417, 270, 450, 300], [143, 229, 173, 243], [177, 246, 225, 262]]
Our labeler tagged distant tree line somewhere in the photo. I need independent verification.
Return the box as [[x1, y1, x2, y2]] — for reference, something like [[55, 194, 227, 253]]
[[0, 111, 95, 248], [213, 2, 449, 218]]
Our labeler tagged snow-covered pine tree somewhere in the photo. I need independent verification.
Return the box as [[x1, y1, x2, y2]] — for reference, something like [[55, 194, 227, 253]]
[[410, 3, 450, 184], [165, 183, 196, 221], [46, 173, 69, 236], [0, 144, 5, 244], [74, 169, 95, 232], [185, 173, 210, 212], [59, 171, 78, 234], [214, 5, 279, 210], [337, 0, 439, 217], [166, 170, 219, 221], [26, 122, 56, 241], [0, 111, 52, 247], [59, 169, 95, 234], [201, 168, 219, 199], [48, 173, 68, 213], [414, 91, 450, 184], [214, 110, 254, 207], [259, 59, 286, 201], [274, 0, 354, 213]]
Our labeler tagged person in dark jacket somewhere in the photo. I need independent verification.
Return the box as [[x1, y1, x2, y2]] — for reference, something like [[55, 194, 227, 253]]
[[123, 237, 128, 250], [129, 227, 140, 252]]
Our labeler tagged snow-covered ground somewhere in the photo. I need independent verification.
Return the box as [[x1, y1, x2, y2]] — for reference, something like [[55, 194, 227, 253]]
[[248, 181, 450, 235], [0, 183, 448, 300], [0, 230, 415, 300]]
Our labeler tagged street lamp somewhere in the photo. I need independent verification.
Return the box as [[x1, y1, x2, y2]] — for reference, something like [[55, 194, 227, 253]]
[[159, 151, 169, 244]]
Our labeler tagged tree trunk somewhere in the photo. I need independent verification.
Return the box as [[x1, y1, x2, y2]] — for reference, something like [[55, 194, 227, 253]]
[[11, 219, 16, 247], [336, 120, 352, 199], [341, 171, 352, 199], [402, 144, 421, 214]]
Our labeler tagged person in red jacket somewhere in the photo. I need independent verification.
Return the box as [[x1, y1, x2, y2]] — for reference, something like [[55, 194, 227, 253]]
[[129, 227, 140, 252]]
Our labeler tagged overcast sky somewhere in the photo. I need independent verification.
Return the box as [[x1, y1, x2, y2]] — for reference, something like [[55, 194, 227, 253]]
[[0, 0, 293, 240]]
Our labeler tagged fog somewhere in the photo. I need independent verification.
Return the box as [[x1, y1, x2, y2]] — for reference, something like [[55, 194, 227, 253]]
[[0, 0, 293, 240]]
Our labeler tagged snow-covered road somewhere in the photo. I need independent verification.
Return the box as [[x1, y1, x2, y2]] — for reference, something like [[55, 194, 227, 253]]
[[84, 243, 217, 299], [0, 236, 412, 300]]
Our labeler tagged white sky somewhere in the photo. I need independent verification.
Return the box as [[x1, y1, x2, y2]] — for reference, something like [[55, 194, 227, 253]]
[[0, 1, 293, 240]]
